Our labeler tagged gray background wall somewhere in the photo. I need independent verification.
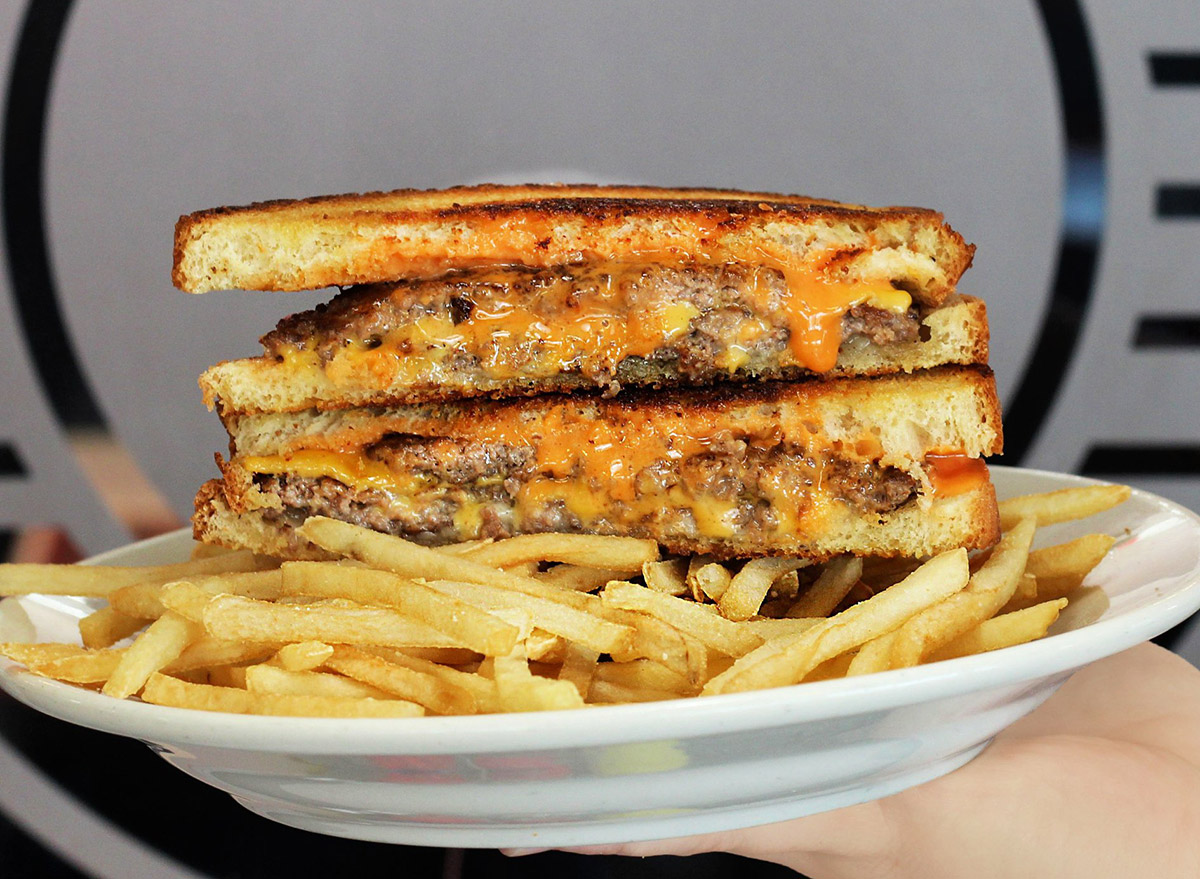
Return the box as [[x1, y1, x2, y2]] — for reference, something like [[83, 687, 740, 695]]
[[0, 2, 1197, 876]]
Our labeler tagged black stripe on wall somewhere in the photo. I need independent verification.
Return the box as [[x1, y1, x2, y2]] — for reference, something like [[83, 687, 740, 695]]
[[1004, 1, 1106, 464], [1081, 444, 1200, 476], [2, 0, 105, 428], [0, 443, 27, 476], [1133, 316, 1200, 348], [1156, 184, 1200, 218], [1149, 52, 1200, 86]]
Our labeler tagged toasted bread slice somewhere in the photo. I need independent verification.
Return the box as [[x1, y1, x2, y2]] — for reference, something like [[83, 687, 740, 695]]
[[173, 184, 974, 297], [198, 252, 989, 413], [196, 367, 1002, 560]]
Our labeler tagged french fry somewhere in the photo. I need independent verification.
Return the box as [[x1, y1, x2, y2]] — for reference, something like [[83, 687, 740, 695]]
[[360, 645, 500, 713], [273, 640, 335, 671], [324, 645, 478, 715], [1, 643, 124, 684], [423, 578, 635, 657], [102, 611, 205, 699], [280, 562, 520, 656], [202, 594, 467, 649], [168, 636, 277, 674], [686, 558, 731, 602], [593, 658, 695, 696], [141, 673, 425, 717], [927, 599, 1069, 661], [452, 533, 659, 572], [641, 558, 689, 595], [718, 558, 809, 622], [886, 518, 1036, 668], [601, 581, 763, 657], [34, 649, 125, 684], [245, 663, 394, 699], [1, 642, 97, 666], [704, 549, 970, 695], [537, 564, 626, 592], [845, 632, 896, 677], [557, 644, 601, 698], [299, 517, 601, 611], [588, 679, 681, 704], [0, 551, 276, 598], [493, 647, 586, 712], [787, 556, 863, 619], [1024, 533, 1116, 599], [998, 484, 1131, 530], [78, 606, 148, 649]]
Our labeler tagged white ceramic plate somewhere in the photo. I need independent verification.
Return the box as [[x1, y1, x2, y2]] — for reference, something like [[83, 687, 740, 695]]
[[2, 466, 1199, 849]]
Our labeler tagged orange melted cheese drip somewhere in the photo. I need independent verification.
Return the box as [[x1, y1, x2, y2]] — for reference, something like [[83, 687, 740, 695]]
[[335, 217, 912, 383], [925, 454, 989, 498]]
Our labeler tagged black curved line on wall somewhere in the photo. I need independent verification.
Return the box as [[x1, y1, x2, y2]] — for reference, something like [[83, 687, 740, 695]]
[[2, 0, 105, 429], [1003, 1, 1107, 463]]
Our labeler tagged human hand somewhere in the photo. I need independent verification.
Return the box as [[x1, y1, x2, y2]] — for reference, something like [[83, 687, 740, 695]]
[[510, 643, 1200, 879]]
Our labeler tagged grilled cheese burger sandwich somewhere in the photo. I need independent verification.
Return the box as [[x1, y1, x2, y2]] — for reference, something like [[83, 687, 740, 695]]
[[198, 366, 1001, 561], [178, 184, 983, 409], [176, 184, 1001, 561]]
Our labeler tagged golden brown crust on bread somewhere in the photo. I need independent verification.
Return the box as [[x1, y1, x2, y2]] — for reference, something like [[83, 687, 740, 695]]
[[173, 184, 974, 296]]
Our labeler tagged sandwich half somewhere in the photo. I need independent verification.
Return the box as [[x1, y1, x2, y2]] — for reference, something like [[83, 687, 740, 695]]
[[194, 365, 1002, 561], [177, 185, 983, 410]]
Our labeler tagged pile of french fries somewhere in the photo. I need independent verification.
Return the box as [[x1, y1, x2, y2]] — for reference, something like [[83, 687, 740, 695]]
[[0, 484, 1130, 717]]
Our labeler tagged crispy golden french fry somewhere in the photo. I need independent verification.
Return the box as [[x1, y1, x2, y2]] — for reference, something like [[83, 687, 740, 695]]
[[167, 636, 276, 674], [325, 645, 478, 715], [299, 518, 602, 610], [159, 582, 218, 623], [537, 564, 626, 593], [642, 559, 688, 595], [2, 643, 124, 684], [686, 558, 731, 602], [452, 533, 659, 572], [587, 679, 682, 704], [704, 549, 970, 695], [601, 581, 763, 657], [34, 649, 125, 683], [141, 673, 424, 717], [1025, 533, 1116, 599], [718, 558, 809, 622], [78, 606, 148, 649], [593, 658, 695, 695], [108, 570, 284, 621], [273, 640, 335, 671], [597, 605, 690, 671], [190, 542, 239, 560], [492, 647, 585, 712], [203, 594, 466, 650], [846, 631, 897, 676], [802, 651, 856, 682], [0, 551, 276, 598], [927, 599, 1069, 662], [245, 663, 393, 700], [557, 644, 600, 698], [1, 642, 96, 665], [423, 578, 635, 657], [787, 556, 863, 619], [362, 645, 500, 713], [281, 562, 520, 656], [887, 518, 1037, 669], [102, 611, 205, 699], [998, 484, 1131, 530]]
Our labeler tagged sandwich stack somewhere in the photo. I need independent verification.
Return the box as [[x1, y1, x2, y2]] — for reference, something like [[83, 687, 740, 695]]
[[174, 184, 1002, 562]]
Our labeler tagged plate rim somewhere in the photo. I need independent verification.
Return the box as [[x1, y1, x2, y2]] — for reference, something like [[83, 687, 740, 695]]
[[4, 465, 1199, 754]]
